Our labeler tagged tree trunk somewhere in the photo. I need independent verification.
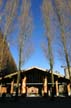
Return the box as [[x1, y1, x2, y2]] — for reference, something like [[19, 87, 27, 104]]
[[48, 38, 54, 97], [16, 47, 22, 97]]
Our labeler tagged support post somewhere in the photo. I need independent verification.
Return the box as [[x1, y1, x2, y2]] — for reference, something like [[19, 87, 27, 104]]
[[21, 76, 26, 96], [55, 80, 59, 96], [67, 82, 71, 96], [43, 76, 48, 96], [10, 80, 14, 94], [0, 84, 2, 95]]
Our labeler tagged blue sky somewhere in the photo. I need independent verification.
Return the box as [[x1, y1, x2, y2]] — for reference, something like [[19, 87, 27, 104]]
[[10, 0, 65, 75], [0, 0, 65, 75]]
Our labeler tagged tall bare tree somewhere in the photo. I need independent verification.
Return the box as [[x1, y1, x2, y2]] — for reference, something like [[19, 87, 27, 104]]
[[53, 0, 71, 82], [66, 0, 71, 65], [16, 0, 33, 95], [41, 0, 55, 96], [0, 0, 19, 73]]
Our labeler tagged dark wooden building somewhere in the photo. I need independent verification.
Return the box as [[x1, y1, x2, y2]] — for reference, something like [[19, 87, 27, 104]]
[[0, 66, 70, 97]]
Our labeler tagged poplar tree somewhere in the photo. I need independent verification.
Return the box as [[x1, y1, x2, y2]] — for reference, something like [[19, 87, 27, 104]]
[[42, 0, 55, 96], [16, 0, 33, 96], [0, 0, 18, 73], [53, 0, 71, 82]]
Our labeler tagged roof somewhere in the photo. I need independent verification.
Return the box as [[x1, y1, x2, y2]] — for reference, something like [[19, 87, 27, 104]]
[[0, 66, 65, 80], [23, 66, 48, 72], [53, 71, 64, 78], [23, 66, 65, 77]]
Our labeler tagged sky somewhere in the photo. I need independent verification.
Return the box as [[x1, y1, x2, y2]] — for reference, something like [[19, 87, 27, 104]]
[[0, 0, 65, 75], [11, 0, 65, 75]]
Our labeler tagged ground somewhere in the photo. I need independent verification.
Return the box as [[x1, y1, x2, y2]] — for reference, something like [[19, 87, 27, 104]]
[[0, 96, 71, 107]]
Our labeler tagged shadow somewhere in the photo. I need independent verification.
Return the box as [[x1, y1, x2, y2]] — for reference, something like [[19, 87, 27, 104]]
[[0, 96, 71, 107]]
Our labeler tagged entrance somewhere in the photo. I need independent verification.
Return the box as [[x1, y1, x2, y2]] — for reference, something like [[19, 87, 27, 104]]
[[26, 83, 43, 97]]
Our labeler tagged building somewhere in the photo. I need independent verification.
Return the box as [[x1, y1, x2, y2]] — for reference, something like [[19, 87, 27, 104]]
[[0, 66, 70, 97]]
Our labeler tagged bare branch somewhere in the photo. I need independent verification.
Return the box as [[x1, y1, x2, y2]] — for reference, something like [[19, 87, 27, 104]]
[[53, 0, 71, 81], [0, 0, 19, 73], [16, 0, 34, 94], [41, 0, 54, 89]]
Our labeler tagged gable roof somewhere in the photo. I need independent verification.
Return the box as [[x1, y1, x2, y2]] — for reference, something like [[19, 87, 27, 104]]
[[0, 66, 65, 81], [23, 66, 48, 72]]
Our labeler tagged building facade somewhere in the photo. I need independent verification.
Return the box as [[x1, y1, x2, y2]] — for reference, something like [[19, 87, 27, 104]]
[[0, 67, 70, 97]]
